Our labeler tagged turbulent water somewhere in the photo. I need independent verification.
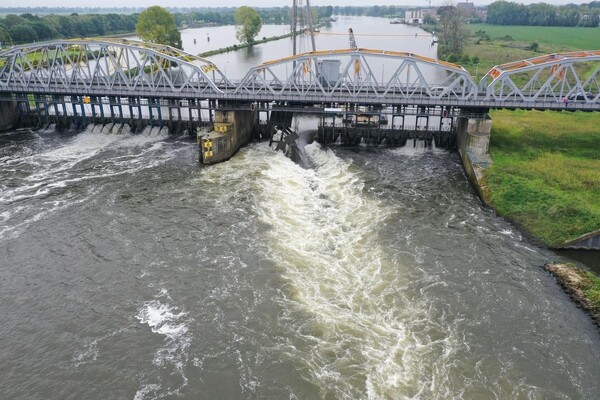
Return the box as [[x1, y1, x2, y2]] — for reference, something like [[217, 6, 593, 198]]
[[1, 126, 599, 399]]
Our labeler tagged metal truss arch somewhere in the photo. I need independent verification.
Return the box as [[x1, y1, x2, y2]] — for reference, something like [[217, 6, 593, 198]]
[[480, 51, 600, 103], [0, 39, 231, 97], [234, 48, 479, 102]]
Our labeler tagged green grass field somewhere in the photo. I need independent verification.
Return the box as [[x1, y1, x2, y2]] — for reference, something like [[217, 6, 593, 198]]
[[456, 25, 600, 247], [467, 24, 600, 52], [459, 24, 600, 81], [485, 110, 600, 247]]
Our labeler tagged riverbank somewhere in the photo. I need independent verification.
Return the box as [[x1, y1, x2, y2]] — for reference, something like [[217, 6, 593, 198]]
[[483, 109, 600, 249], [456, 25, 600, 323], [451, 24, 600, 250], [545, 263, 600, 328], [197, 30, 295, 58]]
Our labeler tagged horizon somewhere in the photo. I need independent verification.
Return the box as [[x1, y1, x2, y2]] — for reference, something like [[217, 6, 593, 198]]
[[0, 1, 597, 10]]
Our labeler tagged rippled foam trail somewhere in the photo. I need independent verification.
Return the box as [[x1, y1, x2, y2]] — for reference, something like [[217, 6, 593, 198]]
[[255, 142, 458, 398], [0, 127, 176, 240]]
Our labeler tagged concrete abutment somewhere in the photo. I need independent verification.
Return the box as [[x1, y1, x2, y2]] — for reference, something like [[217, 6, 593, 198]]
[[198, 109, 256, 165], [456, 113, 493, 201], [0, 100, 18, 132]]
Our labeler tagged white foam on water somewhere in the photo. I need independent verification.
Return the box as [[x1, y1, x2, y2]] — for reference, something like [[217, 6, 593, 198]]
[[0, 192, 94, 240], [135, 291, 192, 398], [137, 300, 189, 341], [133, 384, 161, 400], [72, 327, 130, 368], [40, 130, 122, 161], [120, 124, 132, 135], [101, 123, 114, 134], [252, 142, 461, 398], [0, 127, 177, 240], [390, 139, 446, 156]]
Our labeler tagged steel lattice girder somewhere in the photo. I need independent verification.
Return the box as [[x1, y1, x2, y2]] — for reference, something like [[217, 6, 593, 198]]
[[480, 50, 600, 103], [0, 39, 231, 96], [234, 48, 479, 101]]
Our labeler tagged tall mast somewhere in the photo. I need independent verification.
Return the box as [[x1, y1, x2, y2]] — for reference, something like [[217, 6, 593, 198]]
[[292, 0, 298, 56], [305, 0, 316, 52], [291, 0, 316, 55]]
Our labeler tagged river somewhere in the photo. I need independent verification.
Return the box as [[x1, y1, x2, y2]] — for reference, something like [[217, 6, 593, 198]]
[[1, 16, 599, 400]]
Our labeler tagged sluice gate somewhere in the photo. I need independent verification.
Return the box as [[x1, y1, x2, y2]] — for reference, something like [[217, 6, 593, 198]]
[[317, 126, 456, 149], [316, 104, 459, 149], [10, 94, 222, 136]]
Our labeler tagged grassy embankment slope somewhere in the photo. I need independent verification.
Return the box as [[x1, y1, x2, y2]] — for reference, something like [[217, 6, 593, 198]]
[[546, 262, 600, 326], [460, 24, 600, 248]]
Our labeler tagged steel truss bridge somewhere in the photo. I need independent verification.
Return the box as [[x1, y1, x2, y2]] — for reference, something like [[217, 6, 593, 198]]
[[1, 39, 600, 112]]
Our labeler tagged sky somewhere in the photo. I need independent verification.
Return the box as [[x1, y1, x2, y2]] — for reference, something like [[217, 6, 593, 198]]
[[4, 1, 595, 8]]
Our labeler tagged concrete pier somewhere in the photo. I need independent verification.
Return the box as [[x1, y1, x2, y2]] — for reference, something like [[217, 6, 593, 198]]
[[0, 100, 18, 132], [456, 114, 492, 199], [198, 109, 256, 165]]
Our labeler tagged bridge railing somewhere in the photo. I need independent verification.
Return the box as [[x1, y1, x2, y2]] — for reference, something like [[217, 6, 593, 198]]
[[480, 50, 600, 103]]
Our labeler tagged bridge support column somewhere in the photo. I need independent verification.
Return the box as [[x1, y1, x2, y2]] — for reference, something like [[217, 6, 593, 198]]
[[0, 99, 17, 132], [198, 108, 256, 165], [457, 113, 492, 199]]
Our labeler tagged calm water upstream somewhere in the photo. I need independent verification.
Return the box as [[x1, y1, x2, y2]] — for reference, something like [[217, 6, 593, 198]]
[[1, 16, 599, 400]]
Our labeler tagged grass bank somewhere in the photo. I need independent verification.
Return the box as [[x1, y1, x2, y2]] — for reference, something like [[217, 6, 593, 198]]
[[545, 263, 600, 328], [455, 24, 600, 248], [198, 31, 294, 58], [484, 109, 600, 247]]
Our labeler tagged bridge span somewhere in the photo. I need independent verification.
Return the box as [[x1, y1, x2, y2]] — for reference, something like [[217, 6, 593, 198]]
[[0, 39, 599, 167], [0, 39, 599, 110]]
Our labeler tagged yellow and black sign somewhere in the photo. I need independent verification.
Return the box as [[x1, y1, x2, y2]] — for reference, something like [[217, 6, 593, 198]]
[[203, 138, 213, 158]]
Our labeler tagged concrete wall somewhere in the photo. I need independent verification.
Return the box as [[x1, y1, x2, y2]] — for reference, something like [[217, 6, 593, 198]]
[[561, 229, 600, 250], [0, 100, 18, 132], [456, 114, 492, 201], [200, 109, 256, 164]]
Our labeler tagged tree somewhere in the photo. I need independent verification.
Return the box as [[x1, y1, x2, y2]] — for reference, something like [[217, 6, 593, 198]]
[[10, 23, 38, 43], [30, 20, 58, 40], [437, 4, 469, 60], [423, 14, 437, 25], [136, 6, 182, 49], [0, 26, 11, 46], [235, 6, 262, 44], [3, 14, 26, 29]]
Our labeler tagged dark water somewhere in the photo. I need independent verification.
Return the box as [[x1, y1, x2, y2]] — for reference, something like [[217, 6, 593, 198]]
[[555, 249, 600, 274], [0, 126, 599, 399]]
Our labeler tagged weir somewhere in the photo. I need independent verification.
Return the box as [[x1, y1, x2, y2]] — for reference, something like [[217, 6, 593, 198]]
[[2, 40, 599, 169], [316, 104, 457, 149]]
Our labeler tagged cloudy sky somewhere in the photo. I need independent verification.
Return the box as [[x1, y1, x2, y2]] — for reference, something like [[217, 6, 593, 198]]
[[8, 0, 595, 8]]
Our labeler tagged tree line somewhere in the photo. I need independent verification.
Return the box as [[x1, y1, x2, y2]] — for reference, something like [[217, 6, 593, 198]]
[[0, 6, 338, 46], [0, 13, 138, 45], [486, 1, 600, 27]]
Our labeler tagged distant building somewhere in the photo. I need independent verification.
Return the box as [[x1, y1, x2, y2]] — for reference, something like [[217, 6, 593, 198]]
[[405, 10, 423, 24]]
